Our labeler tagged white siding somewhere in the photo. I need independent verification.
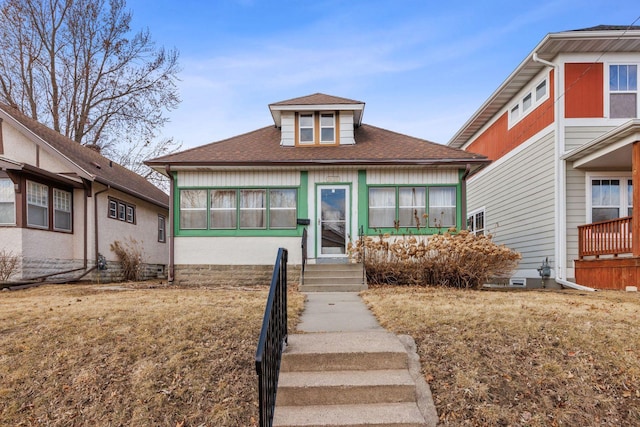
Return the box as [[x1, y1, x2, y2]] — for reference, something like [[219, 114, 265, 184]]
[[178, 170, 300, 187], [564, 126, 615, 151], [565, 165, 586, 278], [367, 169, 459, 185], [339, 111, 355, 145], [467, 132, 556, 275], [280, 112, 295, 147]]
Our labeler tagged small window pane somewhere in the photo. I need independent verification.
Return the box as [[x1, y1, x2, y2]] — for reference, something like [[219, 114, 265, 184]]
[[53, 189, 72, 231], [27, 181, 48, 228], [536, 80, 547, 101], [510, 104, 519, 120], [158, 215, 166, 242], [0, 178, 15, 224], [240, 189, 266, 229], [299, 114, 314, 143], [320, 127, 334, 142], [398, 187, 425, 227], [269, 189, 297, 229], [523, 93, 532, 111], [369, 187, 396, 228], [118, 203, 126, 221], [592, 208, 619, 223], [210, 189, 237, 229], [429, 187, 456, 227], [610, 93, 637, 118], [108, 200, 117, 218], [126, 206, 135, 223], [180, 189, 207, 229]]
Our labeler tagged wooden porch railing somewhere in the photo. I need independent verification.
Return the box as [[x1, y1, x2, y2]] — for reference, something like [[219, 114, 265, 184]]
[[578, 216, 633, 259]]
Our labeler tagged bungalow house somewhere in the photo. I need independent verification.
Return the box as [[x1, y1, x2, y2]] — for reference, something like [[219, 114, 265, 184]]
[[145, 93, 489, 286], [448, 26, 640, 290], [0, 103, 169, 283]]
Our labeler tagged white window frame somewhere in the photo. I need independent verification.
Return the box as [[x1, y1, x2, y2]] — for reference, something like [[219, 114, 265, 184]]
[[53, 188, 72, 232], [26, 180, 49, 229], [586, 172, 632, 223], [298, 113, 315, 144], [508, 73, 550, 128], [467, 208, 486, 236], [108, 199, 117, 219], [606, 63, 638, 119], [158, 215, 166, 243], [0, 178, 15, 225], [319, 112, 335, 144]]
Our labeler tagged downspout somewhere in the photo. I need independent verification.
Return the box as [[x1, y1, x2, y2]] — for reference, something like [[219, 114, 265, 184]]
[[166, 165, 174, 283], [533, 53, 596, 292], [461, 164, 471, 230], [94, 185, 110, 271]]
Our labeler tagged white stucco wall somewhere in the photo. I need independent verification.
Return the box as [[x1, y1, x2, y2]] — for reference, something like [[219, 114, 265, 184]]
[[174, 236, 302, 265]]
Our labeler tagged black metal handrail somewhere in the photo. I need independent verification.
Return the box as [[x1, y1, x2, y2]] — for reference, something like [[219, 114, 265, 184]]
[[301, 227, 307, 285], [255, 248, 288, 427]]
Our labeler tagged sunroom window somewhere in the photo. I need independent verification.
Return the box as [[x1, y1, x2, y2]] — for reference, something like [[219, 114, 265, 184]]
[[240, 189, 266, 229], [368, 187, 396, 228], [269, 188, 297, 229], [210, 189, 237, 229], [428, 187, 456, 227], [180, 189, 207, 229], [398, 187, 426, 227]]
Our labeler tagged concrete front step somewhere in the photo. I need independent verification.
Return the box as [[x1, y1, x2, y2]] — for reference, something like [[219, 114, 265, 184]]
[[277, 369, 416, 406], [281, 332, 408, 372], [273, 402, 427, 427], [300, 283, 367, 292]]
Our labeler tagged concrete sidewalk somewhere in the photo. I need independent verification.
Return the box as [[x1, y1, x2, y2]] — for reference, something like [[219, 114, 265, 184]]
[[275, 291, 439, 427]]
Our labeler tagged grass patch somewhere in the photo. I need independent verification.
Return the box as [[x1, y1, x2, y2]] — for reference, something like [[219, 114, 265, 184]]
[[0, 282, 304, 427], [362, 286, 640, 427]]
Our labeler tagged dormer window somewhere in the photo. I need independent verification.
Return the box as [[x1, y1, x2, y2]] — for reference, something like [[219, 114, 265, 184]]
[[320, 113, 335, 143], [299, 113, 314, 143]]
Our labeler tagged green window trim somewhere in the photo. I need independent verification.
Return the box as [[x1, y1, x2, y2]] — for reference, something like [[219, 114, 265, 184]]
[[175, 184, 305, 237], [364, 183, 462, 234]]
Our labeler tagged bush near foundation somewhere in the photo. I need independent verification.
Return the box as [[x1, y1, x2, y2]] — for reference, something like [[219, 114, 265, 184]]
[[110, 238, 144, 281], [349, 230, 521, 289]]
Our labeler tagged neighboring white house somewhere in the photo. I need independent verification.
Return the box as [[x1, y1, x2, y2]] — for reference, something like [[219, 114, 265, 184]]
[[448, 25, 640, 290], [146, 93, 489, 286], [0, 103, 169, 283]]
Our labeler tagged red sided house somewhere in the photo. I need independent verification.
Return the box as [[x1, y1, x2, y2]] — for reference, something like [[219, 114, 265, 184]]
[[0, 104, 169, 283], [448, 26, 640, 290], [146, 93, 489, 286]]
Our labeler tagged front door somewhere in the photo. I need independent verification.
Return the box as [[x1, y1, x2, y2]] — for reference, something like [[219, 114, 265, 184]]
[[317, 185, 350, 258]]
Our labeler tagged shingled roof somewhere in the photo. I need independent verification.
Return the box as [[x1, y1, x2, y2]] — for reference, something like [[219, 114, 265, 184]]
[[146, 123, 488, 168], [1, 104, 168, 208], [269, 93, 364, 106]]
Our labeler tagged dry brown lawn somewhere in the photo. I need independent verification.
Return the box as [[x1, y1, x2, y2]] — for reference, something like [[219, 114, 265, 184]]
[[362, 286, 640, 427], [0, 282, 304, 427]]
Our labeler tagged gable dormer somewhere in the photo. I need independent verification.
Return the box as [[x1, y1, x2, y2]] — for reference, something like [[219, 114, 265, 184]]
[[269, 93, 365, 147]]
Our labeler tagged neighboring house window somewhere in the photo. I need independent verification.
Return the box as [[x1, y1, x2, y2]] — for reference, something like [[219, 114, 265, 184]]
[[509, 75, 549, 127], [467, 209, 485, 235], [269, 188, 297, 229], [210, 189, 237, 229], [108, 199, 117, 218], [158, 215, 166, 243], [240, 189, 266, 229], [590, 177, 633, 222], [180, 189, 207, 229], [299, 113, 314, 143], [609, 64, 638, 118], [27, 180, 49, 228], [368, 186, 456, 229], [0, 178, 15, 225], [320, 113, 335, 143], [428, 187, 457, 227], [53, 189, 72, 231], [108, 197, 136, 225]]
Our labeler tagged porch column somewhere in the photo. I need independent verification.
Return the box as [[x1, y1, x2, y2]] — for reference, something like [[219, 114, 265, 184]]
[[634, 141, 640, 257]]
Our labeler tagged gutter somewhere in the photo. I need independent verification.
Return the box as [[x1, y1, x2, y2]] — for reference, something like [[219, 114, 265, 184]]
[[94, 185, 110, 272], [165, 165, 174, 283], [461, 164, 471, 230]]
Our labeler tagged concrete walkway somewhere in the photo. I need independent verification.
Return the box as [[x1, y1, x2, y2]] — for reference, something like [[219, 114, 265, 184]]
[[274, 291, 439, 426]]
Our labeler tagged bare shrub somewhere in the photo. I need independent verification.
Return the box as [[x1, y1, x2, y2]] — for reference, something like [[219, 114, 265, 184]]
[[349, 230, 521, 289], [0, 249, 19, 281], [110, 238, 145, 281]]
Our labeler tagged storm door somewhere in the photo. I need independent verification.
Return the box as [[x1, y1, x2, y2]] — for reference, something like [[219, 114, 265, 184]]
[[317, 185, 350, 257]]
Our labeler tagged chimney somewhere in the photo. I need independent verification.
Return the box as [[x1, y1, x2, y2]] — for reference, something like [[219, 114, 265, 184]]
[[85, 143, 101, 153]]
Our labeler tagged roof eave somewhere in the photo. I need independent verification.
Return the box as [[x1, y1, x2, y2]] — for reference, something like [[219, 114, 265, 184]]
[[94, 176, 168, 209]]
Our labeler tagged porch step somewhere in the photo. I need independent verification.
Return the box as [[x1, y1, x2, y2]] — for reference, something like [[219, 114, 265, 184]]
[[273, 402, 427, 427], [275, 332, 430, 426], [277, 369, 415, 406], [301, 263, 366, 292], [281, 332, 408, 372]]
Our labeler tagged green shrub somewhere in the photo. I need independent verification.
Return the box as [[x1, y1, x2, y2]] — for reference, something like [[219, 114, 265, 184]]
[[349, 230, 521, 289]]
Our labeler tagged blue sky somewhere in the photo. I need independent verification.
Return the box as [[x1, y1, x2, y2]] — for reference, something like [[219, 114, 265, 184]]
[[127, 0, 640, 149]]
